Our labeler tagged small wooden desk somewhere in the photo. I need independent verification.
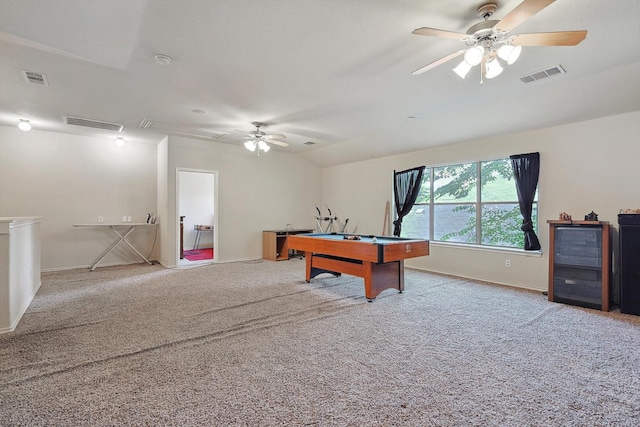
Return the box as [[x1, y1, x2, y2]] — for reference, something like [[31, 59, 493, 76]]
[[73, 223, 156, 271], [262, 229, 314, 261]]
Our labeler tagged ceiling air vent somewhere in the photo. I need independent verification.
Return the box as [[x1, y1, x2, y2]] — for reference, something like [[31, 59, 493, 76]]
[[520, 65, 566, 84], [22, 70, 49, 86], [303, 141, 316, 146], [138, 118, 228, 139], [64, 116, 124, 132]]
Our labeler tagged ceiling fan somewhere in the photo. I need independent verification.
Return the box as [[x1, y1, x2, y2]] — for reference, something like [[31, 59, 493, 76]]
[[411, 0, 587, 83], [239, 122, 289, 153]]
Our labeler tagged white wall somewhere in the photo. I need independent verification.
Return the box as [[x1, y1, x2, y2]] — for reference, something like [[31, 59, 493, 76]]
[[3, 110, 638, 287], [0, 127, 321, 270], [0, 127, 158, 270], [161, 136, 322, 266], [156, 137, 169, 267], [322, 111, 640, 293], [0, 217, 41, 333]]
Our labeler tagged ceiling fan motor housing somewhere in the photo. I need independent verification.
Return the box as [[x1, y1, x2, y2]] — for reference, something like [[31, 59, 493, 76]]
[[467, 3, 502, 44], [467, 20, 500, 39], [477, 2, 497, 19]]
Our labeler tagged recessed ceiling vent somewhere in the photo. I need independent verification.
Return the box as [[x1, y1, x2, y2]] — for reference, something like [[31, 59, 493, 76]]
[[64, 116, 124, 132], [22, 70, 49, 86], [139, 118, 227, 139], [520, 65, 566, 84], [303, 141, 316, 146]]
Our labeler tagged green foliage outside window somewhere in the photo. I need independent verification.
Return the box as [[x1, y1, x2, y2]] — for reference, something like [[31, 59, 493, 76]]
[[401, 158, 537, 248]]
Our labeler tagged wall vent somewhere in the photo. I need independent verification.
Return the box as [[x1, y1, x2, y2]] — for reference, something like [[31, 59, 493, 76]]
[[22, 70, 49, 86], [520, 65, 566, 84], [138, 118, 228, 139], [64, 116, 124, 132]]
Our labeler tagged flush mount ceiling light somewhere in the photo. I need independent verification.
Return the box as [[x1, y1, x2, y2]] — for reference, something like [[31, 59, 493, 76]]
[[18, 119, 31, 131], [411, 0, 587, 84]]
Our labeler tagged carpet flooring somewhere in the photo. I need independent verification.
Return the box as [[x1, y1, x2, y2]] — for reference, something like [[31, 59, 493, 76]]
[[1, 259, 639, 426]]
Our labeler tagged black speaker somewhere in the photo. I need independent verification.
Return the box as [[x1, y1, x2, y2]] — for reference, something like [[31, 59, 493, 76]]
[[619, 214, 640, 316]]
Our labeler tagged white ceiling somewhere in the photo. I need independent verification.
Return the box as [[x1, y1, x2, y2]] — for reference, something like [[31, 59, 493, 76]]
[[1, 0, 639, 167]]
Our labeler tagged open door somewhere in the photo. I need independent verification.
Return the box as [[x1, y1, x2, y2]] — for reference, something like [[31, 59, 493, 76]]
[[177, 169, 217, 265]]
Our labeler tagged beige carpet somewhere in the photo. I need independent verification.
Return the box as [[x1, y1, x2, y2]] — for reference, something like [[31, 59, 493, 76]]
[[1, 259, 639, 426]]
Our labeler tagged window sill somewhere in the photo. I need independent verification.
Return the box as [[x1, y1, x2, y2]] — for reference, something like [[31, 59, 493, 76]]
[[431, 241, 543, 257]]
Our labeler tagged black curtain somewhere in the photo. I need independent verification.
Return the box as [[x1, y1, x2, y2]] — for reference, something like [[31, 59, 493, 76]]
[[510, 152, 541, 250], [393, 166, 425, 236]]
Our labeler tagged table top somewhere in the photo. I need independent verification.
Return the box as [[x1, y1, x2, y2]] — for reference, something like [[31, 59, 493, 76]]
[[296, 233, 427, 244], [195, 225, 214, 230], [73, 223, 156, 227], [288, 233, 429, 263], [263, 228, 314, 233]]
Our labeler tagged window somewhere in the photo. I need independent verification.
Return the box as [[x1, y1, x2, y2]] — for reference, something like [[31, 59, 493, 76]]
[[399, 158, 538, 249]]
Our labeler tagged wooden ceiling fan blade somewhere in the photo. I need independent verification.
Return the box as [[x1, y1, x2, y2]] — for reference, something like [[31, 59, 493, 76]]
[[269, 139, 289, 147], [412, 27, 468, 40], [495, 0, 556, 32], [511, 30, 587, 46], [265, 134, 287, 140], [411, 50, 464, 75]]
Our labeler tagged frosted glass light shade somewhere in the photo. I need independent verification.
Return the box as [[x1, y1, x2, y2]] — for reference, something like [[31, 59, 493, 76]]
[[258, 140, 270, 152], [464, 46, 484, 66], [244, 140, 257, 151], [498, 44, 522, 65], [485, 58, 504, 79], [453, 60, 472, 79]]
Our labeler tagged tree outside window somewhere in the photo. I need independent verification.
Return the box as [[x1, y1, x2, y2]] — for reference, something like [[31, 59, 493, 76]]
[[399, 158, 537, 248]]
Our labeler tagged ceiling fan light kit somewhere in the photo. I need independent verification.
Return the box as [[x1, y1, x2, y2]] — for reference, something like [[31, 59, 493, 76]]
[[242, 122, 284, 154], [453, 60, 473, 79], [413, 0, 587, 84], [498, 44, 522, 65], [18, 119, 32, 131], [484, 57, 504, 79], [244, 140, 257, 152], [258, 140, 270, 152], [464, 46, 485, 66]]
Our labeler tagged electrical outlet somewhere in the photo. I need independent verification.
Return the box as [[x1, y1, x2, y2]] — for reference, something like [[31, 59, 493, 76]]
[[505, 259, 511, 268], [98, 216, 104, 223]]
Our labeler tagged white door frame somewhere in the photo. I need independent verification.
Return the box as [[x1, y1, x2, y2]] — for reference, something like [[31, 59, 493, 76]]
[[176, 167, 218, 264]]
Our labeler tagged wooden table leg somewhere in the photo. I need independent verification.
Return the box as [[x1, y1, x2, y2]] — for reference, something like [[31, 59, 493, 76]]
[[305, 251, 312, 282]]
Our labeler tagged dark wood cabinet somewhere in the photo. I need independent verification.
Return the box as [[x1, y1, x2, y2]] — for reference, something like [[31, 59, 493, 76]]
[[548, 220, 610, 312]]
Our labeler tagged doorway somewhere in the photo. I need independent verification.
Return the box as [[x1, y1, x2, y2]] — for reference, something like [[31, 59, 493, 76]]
[[177, 169, 217, 266]]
